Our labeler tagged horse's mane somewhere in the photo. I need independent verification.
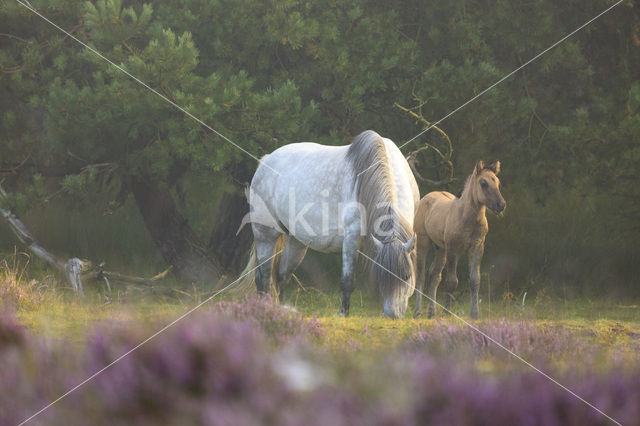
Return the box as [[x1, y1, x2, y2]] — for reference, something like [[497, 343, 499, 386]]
[[457, 176, 472, 199], [346, 130, 413, 242], [346, 130, 414, 298]]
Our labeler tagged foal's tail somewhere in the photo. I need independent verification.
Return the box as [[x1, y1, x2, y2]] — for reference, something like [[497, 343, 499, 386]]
[[230, 235, 286, 296]]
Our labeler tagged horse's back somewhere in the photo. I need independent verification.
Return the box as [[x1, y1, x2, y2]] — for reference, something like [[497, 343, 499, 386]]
[[256, 142, 347, 175], [414, 191, 456, 245], [251, 142, 352, 252], [253, 142, 349, 192], [251, 134, 418, 251]]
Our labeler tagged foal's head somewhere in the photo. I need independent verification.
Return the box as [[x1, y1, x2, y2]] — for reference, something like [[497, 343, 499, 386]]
[[470, 161, 506, 214]]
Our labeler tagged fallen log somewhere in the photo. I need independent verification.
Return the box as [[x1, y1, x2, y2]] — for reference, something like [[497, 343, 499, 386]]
[[0, 185, 169, 294]]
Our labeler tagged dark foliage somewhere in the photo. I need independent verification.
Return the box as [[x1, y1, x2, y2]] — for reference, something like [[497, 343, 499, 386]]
[[1, 0, 639, 291]]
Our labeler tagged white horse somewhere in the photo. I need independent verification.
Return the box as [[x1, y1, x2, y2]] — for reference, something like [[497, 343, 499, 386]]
[[242, 130, 419, 318]]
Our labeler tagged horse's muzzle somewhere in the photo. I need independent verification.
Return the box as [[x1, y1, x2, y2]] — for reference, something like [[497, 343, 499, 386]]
[[383, 301, 406, 319], [491, 200, 506, 215], [383, 310, 401, 319]]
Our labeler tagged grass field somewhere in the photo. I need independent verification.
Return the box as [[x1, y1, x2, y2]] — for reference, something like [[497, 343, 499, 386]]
[[11, 270, 640, 355], [3, 259, 640, 425]]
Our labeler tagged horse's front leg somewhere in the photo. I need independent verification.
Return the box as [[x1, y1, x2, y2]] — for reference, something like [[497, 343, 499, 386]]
[[339, 227, 360, 317], [443, 253, 459, 313], [426, 247, 446, 318], [468, 243, 484, 319], [414, 233, 430, 317]]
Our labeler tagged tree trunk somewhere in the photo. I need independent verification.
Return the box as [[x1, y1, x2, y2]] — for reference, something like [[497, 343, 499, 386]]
[[131, 178, 222, 284]]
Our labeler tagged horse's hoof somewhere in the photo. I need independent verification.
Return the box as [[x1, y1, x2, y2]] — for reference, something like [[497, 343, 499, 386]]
[[338, 310, 349, 317]]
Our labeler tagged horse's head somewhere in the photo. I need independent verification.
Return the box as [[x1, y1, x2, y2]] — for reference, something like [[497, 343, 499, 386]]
[[371, 233, 416, 319], [471, 160, 506, 215]]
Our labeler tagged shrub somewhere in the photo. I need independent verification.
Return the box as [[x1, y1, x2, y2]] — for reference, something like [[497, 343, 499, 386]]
[[411, 320, 596, 366], [214, 295, 325, 344], [3, 305, 640, 426], [404, 352, 640, 425], [76, 311, 294, 425], [0, 253, 51, 310], [0, 308, 72, 425]]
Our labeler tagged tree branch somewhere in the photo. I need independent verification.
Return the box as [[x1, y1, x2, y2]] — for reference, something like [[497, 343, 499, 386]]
[[0, 183, 169, 294], [394, 102, 454, 157], [395, 102, 455, 186]]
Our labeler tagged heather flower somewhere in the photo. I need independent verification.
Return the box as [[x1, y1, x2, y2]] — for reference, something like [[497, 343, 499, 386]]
[[0, 308, 72, 425], [76, 311, 294, 425], [410, 320, 598, 367], [0, 305, 27, 347], [214, 295, 325, 344], [2, 305, 640, 425]]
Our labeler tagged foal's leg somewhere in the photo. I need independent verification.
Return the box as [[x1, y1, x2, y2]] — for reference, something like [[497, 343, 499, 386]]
[[414, 233, 430, 317], [468, 243, 484, 319], [426, 247, 446, 318], [275, 236, 308, 302], [253, 224, 282, 294], [443, 254, 459, 313], [339, 227, 360, 317]]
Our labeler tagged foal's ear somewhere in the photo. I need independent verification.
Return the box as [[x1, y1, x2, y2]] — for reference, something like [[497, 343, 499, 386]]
[[474, 161, 485, 175], [488, 161, 501, 175]]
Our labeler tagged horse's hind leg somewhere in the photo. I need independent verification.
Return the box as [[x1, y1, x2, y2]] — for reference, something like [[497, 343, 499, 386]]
[[253, 224, 282, 294], [426, 247, 446, 318], [414, 233, 430, 317], [468, 243, 484, 319], [443, 254, 459, 313], [275, 236, 308, 302], [339, 227, 360, 317]]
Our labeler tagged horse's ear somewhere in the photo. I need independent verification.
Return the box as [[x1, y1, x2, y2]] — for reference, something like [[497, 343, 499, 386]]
[[488, 161, 501, 175], [475, 161, 485, 175], [403, 234, 416, 252], [371, 234, 384, 251]]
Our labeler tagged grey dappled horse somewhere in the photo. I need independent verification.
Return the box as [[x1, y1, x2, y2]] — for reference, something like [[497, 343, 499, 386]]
[[243, 130, 419, 318]]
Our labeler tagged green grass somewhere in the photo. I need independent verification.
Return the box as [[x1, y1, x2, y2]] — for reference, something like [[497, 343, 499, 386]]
[[9, 282, 639, 356], [2, 255, 639, 356]]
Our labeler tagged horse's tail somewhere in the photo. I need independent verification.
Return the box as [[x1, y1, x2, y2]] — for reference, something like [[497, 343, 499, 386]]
[[230, 235, 286, 296], [231, 243, 257, 295]]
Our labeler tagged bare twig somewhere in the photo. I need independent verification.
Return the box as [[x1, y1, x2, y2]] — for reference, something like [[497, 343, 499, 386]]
[[395, 102, 455, 186], [395, 102, 454, 157], [91, 265, 173, 286], [406, 157, 454, 186], [0, 185, 64, 269], [0, 33, 29, 43], [0, 153, 32, 174]]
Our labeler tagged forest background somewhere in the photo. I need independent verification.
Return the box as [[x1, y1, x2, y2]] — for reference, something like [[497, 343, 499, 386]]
[[1, 0, 639, 299]]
